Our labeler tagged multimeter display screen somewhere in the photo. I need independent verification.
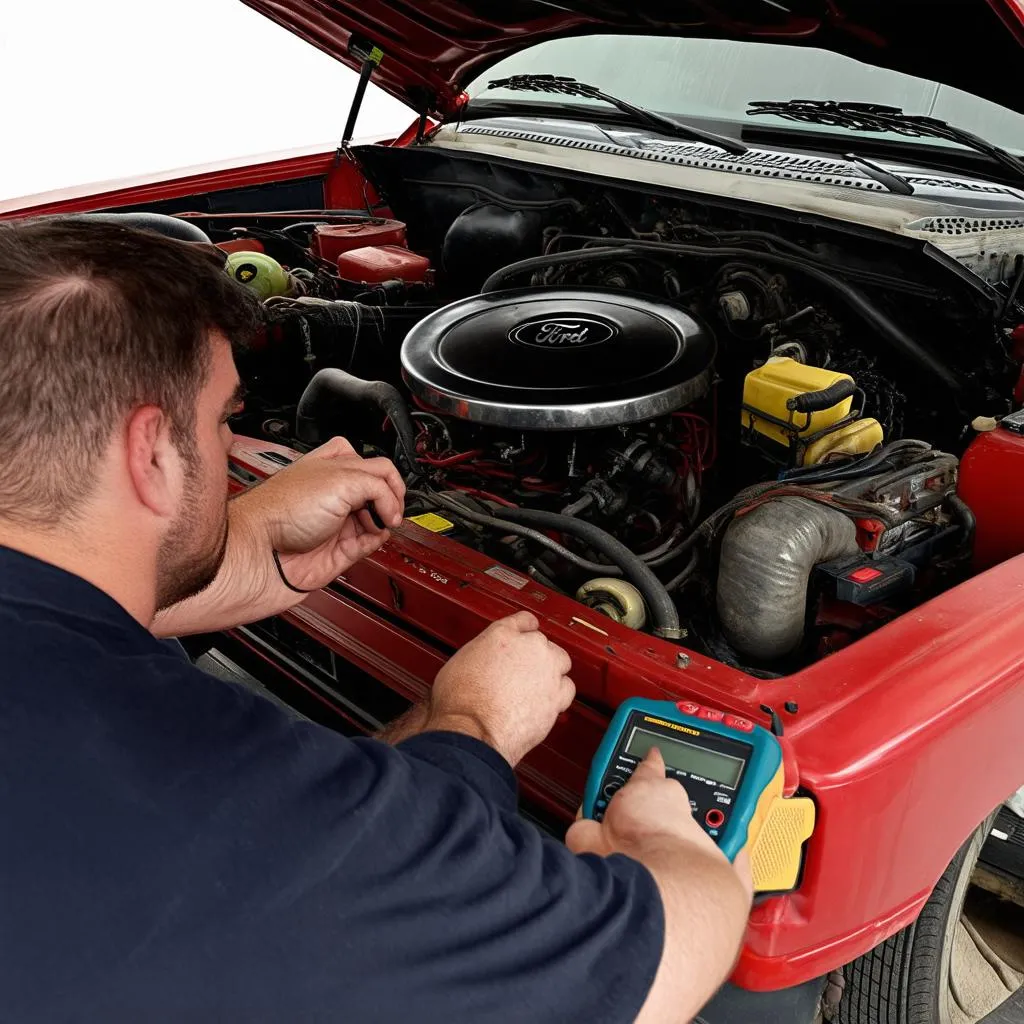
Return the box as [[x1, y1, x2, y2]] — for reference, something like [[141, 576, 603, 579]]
[[625, 727, 745, 788]]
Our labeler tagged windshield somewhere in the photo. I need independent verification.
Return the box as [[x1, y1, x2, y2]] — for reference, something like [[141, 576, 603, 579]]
[[467, 35, 1024, 156]]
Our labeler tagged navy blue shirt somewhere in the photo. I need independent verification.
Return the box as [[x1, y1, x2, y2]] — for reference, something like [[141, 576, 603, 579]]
[[0, 546, 663, 1023]]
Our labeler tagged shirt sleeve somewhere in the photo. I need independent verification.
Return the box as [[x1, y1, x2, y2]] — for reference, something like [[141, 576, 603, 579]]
[[396, 729, 519, 810], [89, 666, 665, 1024]]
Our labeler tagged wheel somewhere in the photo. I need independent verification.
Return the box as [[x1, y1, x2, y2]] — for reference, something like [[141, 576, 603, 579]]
[[833, 810, 1024, 1024]]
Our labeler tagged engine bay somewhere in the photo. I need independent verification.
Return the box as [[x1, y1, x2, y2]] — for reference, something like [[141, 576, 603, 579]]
[[196, 146, 1024, 676]]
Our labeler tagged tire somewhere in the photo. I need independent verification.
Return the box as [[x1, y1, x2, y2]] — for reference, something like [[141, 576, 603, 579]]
[[836, 810, 1005, 1024]]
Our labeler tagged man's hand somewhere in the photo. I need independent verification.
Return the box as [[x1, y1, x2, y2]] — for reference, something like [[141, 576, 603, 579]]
[[566, 748, 752, 1024], [152, 437, 404, 636], [241, 436, 406, 591], [380, 612, 575, 767], [567, 747, 738, 867]]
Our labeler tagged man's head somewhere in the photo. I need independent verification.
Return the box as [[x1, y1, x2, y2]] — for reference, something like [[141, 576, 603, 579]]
[[0, 217, 261, 610]]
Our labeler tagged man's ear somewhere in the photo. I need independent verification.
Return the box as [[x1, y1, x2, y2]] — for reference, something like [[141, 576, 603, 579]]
[[125, 405, 180, 518]]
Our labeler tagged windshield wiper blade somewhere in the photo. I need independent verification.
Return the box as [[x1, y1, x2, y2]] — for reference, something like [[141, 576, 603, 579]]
[[486, 74, 748, 156], [747, 100, 1024, 185]]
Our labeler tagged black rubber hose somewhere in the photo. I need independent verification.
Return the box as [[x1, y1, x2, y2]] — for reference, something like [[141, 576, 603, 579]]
[[788, 379, 856, 413], [69, 211, 212, 244], [481, 247, 625, 293], [482, 242, 967, 399], [780, 440, 931, 486], [664, 550, 700, 592], [410, 490, 624, 576], [547, 232, 940, 298], [492, 507, 682, 639], [949, 494, 976, 543], [295, 368, 420, 477]]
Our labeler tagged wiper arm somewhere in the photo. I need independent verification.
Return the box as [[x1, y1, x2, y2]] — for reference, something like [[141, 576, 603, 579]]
[[748, 100, 1024, 185], [844, 153, 914, 196], [486, 74, 747, 156]]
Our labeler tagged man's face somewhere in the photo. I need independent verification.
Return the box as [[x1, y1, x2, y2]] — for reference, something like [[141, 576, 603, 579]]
[[155, 334, 244, 610]]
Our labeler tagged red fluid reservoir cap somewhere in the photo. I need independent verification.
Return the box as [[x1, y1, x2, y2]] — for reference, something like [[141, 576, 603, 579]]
[[849, 566, 883, 583]]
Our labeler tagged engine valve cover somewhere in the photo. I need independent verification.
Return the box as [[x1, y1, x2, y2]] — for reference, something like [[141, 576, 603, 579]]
[[401, 288, 715, 430]]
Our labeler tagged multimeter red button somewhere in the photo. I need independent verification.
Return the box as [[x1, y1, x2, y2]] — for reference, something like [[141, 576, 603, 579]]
[[675, 701, 701, 715], [697, 707, 724, 722], [723, 714, 754, 732], [705, 809, 726, 828]]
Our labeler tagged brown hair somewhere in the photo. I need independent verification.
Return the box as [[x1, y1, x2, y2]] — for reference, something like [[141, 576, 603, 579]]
[[0, 217, 262, 525]]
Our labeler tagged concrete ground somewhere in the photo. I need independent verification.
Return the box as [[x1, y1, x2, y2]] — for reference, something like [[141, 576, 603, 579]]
[[959, 889, 1024, 1022]]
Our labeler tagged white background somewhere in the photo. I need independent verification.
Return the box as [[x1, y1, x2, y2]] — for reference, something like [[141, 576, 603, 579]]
[[1, 0, 412, 203]]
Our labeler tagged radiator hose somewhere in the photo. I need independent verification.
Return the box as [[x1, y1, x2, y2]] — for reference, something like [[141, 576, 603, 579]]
[[716, 497, 860, 660], [493, 507, 683, 639], [295, 368, 420, 477]]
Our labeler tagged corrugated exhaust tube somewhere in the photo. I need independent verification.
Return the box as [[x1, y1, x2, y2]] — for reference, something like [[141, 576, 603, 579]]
[[716, 497, 860, 661]]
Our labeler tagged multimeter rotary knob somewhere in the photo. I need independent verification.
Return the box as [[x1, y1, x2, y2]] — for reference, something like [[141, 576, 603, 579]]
[[602, 776, 626, 798]]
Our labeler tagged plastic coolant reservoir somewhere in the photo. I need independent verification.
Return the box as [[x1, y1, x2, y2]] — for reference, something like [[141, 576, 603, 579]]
[[742, 357, 854, 448], [805, 417, 884, 465], [312, 220, 407, 263], [224, 251, 293, 300]]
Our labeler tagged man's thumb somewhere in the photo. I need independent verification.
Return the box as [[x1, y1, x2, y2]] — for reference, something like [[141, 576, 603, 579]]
[[631, 745, 667, 781], [503, 610, 540, 633], [565, 818, 609, 856]]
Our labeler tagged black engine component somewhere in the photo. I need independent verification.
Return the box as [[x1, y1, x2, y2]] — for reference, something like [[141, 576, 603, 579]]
[[400, 288, 716, 430], [442, 204, 544, 293]]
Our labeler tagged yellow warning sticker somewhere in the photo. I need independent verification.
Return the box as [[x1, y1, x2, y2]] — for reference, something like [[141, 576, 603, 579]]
[[409, 512, 455, 533]]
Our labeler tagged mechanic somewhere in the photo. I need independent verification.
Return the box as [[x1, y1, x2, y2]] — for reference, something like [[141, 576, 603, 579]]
[[0, 219, 751, 1023]]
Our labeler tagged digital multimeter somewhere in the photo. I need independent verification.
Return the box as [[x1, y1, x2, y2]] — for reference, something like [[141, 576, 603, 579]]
[[583, 698, 815, 893]]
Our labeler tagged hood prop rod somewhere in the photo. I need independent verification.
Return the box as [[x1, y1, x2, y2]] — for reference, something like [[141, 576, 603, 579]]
[[337, 37, 384, 160]]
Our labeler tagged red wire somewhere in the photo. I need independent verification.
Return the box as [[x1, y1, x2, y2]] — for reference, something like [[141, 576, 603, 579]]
[[418, 449, 483, 467], [449, 484, 518, 508]]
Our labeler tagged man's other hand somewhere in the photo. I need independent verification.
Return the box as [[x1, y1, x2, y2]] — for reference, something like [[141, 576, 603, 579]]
[[421, 612, 575, 767], [242, 436, 405, 591]]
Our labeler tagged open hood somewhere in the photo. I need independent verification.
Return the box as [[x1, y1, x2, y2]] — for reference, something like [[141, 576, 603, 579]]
[[243, 1, 1024, 117]]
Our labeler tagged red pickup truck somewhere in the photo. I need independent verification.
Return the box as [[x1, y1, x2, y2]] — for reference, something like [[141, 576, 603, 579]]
[[5, 3, 1024, 1021]]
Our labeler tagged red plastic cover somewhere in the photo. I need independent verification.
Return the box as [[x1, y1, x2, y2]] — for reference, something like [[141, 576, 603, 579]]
[[313, 220, 407, 263], [336, 244, 430, 283]]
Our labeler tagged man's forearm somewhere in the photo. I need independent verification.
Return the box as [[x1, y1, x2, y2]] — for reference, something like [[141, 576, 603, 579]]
[[635, 843, 751, 1024], [151, 494, 304, 637]]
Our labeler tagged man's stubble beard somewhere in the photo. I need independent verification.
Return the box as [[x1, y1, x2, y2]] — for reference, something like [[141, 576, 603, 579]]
[[155, 443, 229, 612]]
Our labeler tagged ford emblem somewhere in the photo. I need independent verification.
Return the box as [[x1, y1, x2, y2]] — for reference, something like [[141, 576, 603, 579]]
[[508, 315, 617, 349]]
